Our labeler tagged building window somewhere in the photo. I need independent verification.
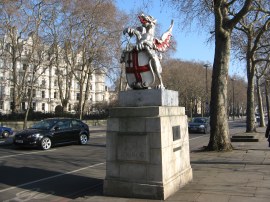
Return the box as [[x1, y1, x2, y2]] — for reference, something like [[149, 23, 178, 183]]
[[42, 103, 45, 111], [32, 102, 36, 110], [10, 102, 14, 110], [54, 92, 57, 99], [33, 89, 36, 98], [41, 79, 46, 86], [10, 88, 14, 98], [23, 64, 28, 70], [76, 93, 80, 101], [22, 102, 25, 110], [0, 101, 3, 110], [54, 80, 57, 86], [42, 91, 45, 98]]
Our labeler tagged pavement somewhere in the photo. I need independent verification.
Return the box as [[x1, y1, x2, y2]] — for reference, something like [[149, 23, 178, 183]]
[[78, 126, 270, 202], [1, 125, 269, 201]]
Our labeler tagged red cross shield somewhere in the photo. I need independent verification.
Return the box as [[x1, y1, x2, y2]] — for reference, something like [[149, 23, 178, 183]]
[[124, 50, 155, 89]]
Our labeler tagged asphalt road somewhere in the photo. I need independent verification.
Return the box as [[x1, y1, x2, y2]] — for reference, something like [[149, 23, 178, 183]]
[[0, 120, 245, 201]]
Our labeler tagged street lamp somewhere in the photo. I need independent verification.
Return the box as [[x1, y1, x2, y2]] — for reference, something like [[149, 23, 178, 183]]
[[203, 64, 210, 116], [231, 78, 235, 121], [265, 80, 270, 121]]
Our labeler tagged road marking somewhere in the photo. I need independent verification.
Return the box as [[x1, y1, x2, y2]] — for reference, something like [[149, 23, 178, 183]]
[[0, 162, 105, 193], [0, 149, 57, 159], [190, 134, 209, 140]]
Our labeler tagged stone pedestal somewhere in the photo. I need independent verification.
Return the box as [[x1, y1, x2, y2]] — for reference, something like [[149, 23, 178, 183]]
[[104, 89, 192, 200]]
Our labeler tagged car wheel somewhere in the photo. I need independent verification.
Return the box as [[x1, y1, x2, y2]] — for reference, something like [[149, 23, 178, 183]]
[[79, 134, 88, 145], [41, 137, 52, 150], [2, 131, 10, 138]]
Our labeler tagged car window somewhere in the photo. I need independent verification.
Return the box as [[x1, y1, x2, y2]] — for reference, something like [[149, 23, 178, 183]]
[[71, 120, 82, 128], [193, 118, 207, 123], [31, 120, 57, 130], [55, 120, 71, 130]]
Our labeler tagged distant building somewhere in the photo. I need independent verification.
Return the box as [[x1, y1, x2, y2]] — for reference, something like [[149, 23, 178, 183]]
[[0, 33, 109, 114]]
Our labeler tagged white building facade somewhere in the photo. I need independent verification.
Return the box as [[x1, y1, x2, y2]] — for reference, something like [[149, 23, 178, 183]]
[[0, 35, 109, 114]]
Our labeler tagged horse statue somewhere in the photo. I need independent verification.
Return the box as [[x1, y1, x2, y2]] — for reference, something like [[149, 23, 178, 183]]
[[120, 13, 174, 89]]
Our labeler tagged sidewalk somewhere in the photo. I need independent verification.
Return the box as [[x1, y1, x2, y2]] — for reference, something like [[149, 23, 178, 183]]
[[80, 127, 270, 202]]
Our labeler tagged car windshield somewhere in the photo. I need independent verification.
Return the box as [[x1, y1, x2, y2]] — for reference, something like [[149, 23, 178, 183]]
[[30, 120, 58, 130], [192, 118, 207, 123]]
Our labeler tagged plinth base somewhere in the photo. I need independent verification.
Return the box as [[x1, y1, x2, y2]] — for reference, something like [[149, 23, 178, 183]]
[[104, 167, 192, 200]]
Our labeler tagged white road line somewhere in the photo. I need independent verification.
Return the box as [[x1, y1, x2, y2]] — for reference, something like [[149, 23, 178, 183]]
[[189, 134, 209, 140], [0, 149, 57, 159], [0, 162, 105, 193]]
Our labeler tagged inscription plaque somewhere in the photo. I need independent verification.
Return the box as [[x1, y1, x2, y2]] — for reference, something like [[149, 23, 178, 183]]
[[117, 132, 149, 162], [172, 125, 181, 141]]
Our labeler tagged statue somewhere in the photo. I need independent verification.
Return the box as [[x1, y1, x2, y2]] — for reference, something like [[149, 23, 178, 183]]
[[121, 13, 174, 89]]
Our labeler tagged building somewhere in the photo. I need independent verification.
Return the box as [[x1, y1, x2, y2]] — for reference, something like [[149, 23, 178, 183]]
[[0, 33, 109, 114]]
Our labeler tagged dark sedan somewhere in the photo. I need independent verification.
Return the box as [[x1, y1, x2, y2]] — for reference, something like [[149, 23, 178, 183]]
[[188, 117, 209, 134], [14, 118, 90, 150]]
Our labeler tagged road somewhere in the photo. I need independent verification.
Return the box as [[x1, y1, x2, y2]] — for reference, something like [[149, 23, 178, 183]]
[[0, 120, 245, 201]]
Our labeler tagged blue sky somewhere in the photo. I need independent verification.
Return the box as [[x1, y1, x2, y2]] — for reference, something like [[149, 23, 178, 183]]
[[115, 0, 246, 78]]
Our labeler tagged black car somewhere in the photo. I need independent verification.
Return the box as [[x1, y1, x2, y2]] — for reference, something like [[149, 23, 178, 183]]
[[188, 117, 209, 134], [14, 118, 90, 150]]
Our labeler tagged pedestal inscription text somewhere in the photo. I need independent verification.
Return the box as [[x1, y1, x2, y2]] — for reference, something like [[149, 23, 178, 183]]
[[117, 133, 149, 162]]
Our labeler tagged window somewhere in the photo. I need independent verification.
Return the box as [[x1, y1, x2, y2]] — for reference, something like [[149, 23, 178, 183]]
[[54, 92, 58, 99], [22, 102, 25, 110], [10, 102, 14, 110], [10, 88, 14, 98], [42, 103, 45, 111], [76, 93, 80, 101], [23, 64, 28, 70], [32, 89, 36, 98], [55, 120, 71, 130], [32, 102, 36, 110], [0, 101, 3, 110], [71, 120, 82, 128], [5, 43, 11, 51], [54, 80, 57, 86], [41, 79, 46, 86], [42, 91, 45, 98]]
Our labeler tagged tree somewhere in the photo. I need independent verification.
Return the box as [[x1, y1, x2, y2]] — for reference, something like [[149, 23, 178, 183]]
[[166, 0, 253, 150], [0, 1, 31, 113], [233, 1, 270, 131]]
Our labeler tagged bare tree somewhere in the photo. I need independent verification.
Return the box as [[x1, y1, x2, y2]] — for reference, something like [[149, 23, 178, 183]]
[[233, 1, 270, 131], [61, 0, 123, 119], [0, 1, 31, 113], [165, 0, 253, 150]]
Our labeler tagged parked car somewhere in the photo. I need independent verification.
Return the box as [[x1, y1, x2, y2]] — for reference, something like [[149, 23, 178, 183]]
[[13, 118, 90, 150], [0, 126, 13, 138], [188, 117, 209, 134]]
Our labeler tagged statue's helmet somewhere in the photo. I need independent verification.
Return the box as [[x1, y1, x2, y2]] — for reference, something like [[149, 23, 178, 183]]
[[138, 13, 157, 25]]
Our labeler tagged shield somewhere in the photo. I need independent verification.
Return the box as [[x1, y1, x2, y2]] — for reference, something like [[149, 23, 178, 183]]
[[124, 50, 155, 89]]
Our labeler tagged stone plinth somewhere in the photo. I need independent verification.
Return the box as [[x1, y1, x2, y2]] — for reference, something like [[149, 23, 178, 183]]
[[104, 89, 192, 200], [118, 89, 179, 107]]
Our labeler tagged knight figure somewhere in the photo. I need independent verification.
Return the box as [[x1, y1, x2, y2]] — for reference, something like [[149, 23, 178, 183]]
[[120, 13, 174, 89]]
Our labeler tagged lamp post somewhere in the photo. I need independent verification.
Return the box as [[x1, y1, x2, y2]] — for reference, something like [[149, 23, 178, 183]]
[[265, 80, 270, 121], [232, 78, 235, 121], [203, 64, 210, 116]]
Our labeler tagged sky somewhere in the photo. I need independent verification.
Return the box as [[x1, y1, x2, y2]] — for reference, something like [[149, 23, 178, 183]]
[[115, 0, 246, 78]]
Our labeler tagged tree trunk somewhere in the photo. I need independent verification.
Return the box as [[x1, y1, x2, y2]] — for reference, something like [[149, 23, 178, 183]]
[[207, 32, 232, 151], [246, 60, 256, 132], [256, 77, 265, 127]]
